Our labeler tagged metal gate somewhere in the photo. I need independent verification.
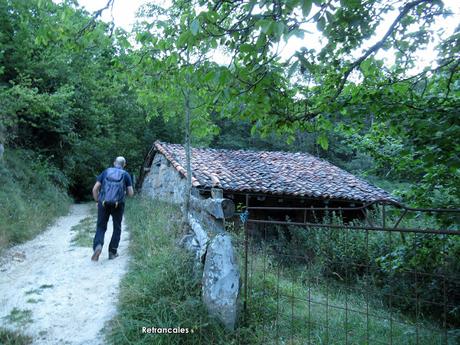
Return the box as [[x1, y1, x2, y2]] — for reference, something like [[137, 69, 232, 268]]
[[241, 200, 460, 345]]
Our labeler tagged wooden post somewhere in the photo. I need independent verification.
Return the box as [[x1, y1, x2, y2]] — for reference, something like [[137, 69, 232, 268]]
[[190, 195, 235, 219], [211, 188, 224, 199]]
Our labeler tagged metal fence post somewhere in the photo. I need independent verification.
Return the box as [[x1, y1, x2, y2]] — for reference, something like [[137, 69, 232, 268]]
[[243, 218, 248, 320]]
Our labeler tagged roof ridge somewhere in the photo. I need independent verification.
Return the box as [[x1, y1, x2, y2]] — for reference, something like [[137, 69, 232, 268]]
[[156, 140, 318, 158]]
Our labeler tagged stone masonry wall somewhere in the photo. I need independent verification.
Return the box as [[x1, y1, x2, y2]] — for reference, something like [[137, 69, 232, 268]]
[[142, 153, 187, 204]]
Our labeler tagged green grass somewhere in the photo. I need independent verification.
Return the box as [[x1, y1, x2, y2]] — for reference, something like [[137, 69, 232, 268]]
[[244, 252, 450, 345], [24, 285, 52, 296], [108, 197, 455, 345], [0, 149, 71, 252], [70, 214, 96, 247], [2, 308, 32, 326], [24, 284, 54, 297], [25, 298, 43, 304], [107, 197, 244, 345], [0, 328, 32, 345]]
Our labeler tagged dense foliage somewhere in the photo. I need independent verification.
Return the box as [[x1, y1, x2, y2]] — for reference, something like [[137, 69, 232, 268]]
[[0, 0, 181, 199], [113, 197, 453, 344], [133, 0, 459, 208], [277, 213, 460, 327], [0, 0, 458, 207]]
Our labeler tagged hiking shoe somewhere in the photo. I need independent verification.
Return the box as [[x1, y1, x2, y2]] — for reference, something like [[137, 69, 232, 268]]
[[91, 244, 102, 261], [108, 252, 119, 260]]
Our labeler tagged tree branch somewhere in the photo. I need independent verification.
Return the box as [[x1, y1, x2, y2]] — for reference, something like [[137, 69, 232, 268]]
[[334, 0, 430, 98], [444, 58, 460, 100], [77, 0, 116, 38]]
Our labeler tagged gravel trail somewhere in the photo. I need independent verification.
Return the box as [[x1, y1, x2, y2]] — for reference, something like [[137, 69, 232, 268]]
[[0, 203, 129, 345]]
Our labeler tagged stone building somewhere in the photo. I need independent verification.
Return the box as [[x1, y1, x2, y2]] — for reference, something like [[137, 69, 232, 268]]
[[137, 140, 393, 330], [138, 140, 393, 219]]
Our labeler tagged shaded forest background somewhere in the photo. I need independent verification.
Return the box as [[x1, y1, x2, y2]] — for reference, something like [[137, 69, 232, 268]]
[[0, 0, 458, 206]]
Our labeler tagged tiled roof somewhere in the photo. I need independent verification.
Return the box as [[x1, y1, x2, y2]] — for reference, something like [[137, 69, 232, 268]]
[[153, 140, 394, 202]]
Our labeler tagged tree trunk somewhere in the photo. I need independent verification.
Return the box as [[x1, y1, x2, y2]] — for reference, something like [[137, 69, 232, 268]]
[[183, 75, 192, 222]]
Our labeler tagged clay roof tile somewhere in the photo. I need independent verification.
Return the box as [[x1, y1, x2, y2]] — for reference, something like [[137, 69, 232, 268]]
[[153, 141, 395, 202]]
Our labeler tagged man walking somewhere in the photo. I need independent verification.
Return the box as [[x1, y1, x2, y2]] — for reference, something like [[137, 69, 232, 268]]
[[91, 156, 134, 261]]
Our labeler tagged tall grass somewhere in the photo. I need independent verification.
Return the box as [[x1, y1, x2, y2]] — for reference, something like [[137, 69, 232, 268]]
[[108, 197, 455, 345], [0, 149, 70, 251], [275, 209, 460, 328], [109, 197, 290, 344], [107, 197, 240, 345], [0, 328, 32, 345], [244, 249, 451, 345]]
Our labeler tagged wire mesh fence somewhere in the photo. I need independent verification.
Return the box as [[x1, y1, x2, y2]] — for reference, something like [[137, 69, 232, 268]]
[[238, 201, 460, 345]]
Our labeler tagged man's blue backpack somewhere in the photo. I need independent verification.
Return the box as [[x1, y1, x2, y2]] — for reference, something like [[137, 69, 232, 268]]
[[101, 167, 126, 207]]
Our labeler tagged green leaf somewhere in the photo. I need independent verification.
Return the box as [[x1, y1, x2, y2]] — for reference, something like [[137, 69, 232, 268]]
[[255, 33, 267, 49], [360, 59, 372, 75], [317, 17, 326, 31], [321, 119, 333, 131], [317, 133, 329, 150], [340, 0, 360, 8], [257, 19, 273, 34], [190, 18, 200, 36], [167, 53, 178, 65], [210, 38, 218, 49], [177, 32, 190, 47], [286, 0, 301, 10], [156, 20, 168, 28], [240, 43, 254, 53], [287, 60, 299, 77], [294, 28, 307, 38], [273, 22, 285, 38], [204, 71, 215, 82], [301, 0, 313, 17]]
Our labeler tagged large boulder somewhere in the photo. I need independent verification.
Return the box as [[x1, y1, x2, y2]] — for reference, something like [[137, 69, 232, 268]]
[[202, 233, 240, 330]]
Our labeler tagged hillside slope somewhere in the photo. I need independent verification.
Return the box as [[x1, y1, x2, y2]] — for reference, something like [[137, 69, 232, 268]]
[[0, 149, 70, 251]]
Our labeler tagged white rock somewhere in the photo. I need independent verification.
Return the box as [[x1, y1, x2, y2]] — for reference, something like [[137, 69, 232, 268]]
[[202, 234, 240, 330], [188, 213, 209, 261]]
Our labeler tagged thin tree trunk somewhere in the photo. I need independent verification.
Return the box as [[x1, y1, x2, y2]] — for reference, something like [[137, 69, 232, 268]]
[[182, 29, 193, 225], [183, 74, 192, 222]]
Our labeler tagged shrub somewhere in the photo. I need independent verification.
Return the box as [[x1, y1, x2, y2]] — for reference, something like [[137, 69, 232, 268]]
[[265, 209, 460, 327]]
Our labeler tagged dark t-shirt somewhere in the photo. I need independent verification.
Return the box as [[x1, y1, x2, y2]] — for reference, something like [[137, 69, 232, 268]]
[[97, 167, 132, 202]]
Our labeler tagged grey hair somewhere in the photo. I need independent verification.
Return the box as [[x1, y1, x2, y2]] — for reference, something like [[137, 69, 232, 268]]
[[114, 156, 126, 168]]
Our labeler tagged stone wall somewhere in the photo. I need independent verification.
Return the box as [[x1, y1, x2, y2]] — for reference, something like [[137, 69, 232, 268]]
[[186, 193, 239, 330], [141, 153, 240, 330], [142, 153, 187, 204]]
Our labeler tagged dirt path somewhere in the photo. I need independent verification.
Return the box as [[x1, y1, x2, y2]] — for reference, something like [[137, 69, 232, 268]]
[[0, 204, 129, 345]]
